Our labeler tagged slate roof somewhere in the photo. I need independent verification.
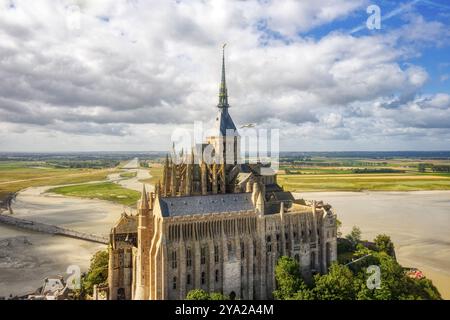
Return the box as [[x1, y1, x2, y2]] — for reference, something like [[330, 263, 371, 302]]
[[158, 193, 254, 217], [214, 108, 238, 136]]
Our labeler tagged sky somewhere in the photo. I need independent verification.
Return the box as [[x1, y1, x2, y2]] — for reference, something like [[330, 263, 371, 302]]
[[0, 0, 449, 152]]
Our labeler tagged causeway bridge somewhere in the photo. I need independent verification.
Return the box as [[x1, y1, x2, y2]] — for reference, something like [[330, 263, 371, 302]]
[[0, 214, 109, 245]]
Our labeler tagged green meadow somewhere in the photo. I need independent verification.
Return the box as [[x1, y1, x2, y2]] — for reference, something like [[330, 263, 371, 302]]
[[48, 182, 141, 207], [119, 171, 137, 178]]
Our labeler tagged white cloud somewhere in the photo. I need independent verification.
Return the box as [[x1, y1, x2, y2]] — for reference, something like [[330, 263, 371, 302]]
[[0, 0, 449, 151]]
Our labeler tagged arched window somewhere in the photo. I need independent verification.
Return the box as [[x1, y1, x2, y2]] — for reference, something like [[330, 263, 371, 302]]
[[215, 269, 219, 282], [171, 251, 177, 269]]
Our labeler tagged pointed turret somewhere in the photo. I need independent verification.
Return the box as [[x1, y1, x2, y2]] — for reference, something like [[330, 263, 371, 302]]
[[139, 184, 149, 211]]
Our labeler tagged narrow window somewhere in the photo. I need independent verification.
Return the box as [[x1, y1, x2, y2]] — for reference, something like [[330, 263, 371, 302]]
[[172, 276, 177, 290], [186, 248, 192, 267], [240, 242, 245, 258], [215, 269, 219, 282], [214, 245, 219, 263], [186, 274, 191, 285], [171, 251, 177, 269], [201, 272, 206, 285], [201, 247, 206, 265]]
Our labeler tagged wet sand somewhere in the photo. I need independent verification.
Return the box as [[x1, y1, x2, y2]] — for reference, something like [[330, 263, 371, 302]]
[[0, 226, 106, 297], [295, 191, 450, 299], [0, 185, 124, 296], [0, 158, 153, 297], [0, 165, 145, 297]]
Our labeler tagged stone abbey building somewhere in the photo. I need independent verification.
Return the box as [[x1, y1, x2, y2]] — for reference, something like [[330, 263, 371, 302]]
[[107, 49, 338, 300]]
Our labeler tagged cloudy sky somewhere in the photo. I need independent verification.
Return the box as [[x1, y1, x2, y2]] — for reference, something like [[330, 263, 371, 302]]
[[0, 0, 449, 152]]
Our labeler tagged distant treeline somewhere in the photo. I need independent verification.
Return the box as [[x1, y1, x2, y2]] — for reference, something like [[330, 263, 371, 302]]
[[280, 151, 450, 159], [281, 160, 389, 167], [48, 160, 120, 169], [284, 168, 405, 174], [0, 151, 165, 162], [417, 163, 450, 173], [431, 165, 450, 172], [351, 168, 405, 174]]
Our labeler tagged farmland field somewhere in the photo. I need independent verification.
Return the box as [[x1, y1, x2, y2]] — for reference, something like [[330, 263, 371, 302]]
[[278, 173, 450, 192], [278, 155, 450, 192]]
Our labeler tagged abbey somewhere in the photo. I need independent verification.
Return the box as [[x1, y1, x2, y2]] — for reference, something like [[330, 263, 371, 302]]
[[106, 48, 338, 300]]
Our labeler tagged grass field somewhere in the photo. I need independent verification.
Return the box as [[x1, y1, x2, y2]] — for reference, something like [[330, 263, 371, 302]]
[[0, 161, 115, 202], [278, 173, 450, 192], [48, 182, 141, 206], [139, 165, 164, 185], [119, 171, 137, 178]]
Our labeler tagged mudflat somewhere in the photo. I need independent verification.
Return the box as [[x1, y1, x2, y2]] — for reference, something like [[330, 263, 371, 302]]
[[0, 185, 124, 297]]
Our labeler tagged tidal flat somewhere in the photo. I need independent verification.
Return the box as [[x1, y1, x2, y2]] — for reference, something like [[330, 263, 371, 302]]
[[297, 191, 450, 299]]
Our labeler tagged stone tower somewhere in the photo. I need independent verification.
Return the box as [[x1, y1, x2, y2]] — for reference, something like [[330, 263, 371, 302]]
[[134, 185, 153, 299], [207, 44, 240, 166]]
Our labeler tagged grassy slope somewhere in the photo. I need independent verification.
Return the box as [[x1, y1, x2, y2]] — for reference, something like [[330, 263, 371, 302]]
[[48, 182, 141, 207]]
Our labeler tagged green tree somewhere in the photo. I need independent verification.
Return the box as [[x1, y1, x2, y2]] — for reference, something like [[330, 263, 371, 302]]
[[186, 289, 210, 300], [273, 256, 309, 300], [345, 226, 362, 247], [374, 234, 395, 257], [312, 263, 357, 300], [82, 250, 109, 296]]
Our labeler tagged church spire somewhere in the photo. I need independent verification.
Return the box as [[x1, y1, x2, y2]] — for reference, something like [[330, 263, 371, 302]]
[[218, 43, 229, 108]]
